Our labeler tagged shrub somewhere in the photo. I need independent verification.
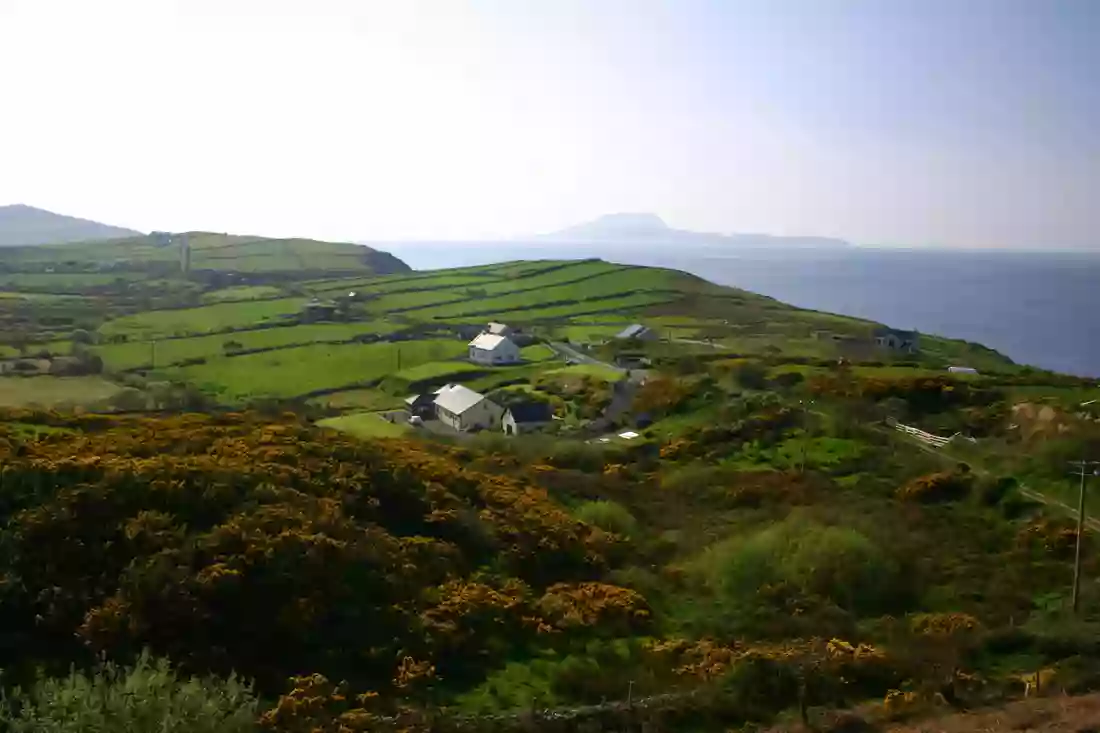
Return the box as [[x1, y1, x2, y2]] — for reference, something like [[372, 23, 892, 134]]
[[896, 471, 973, 504], [573, 500, 638, 538], [698, 513, 903, 618], [0, 651, 259, 733]]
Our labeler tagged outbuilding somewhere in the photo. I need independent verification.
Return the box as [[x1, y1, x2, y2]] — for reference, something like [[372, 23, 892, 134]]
[[502, 402, 554, 435]]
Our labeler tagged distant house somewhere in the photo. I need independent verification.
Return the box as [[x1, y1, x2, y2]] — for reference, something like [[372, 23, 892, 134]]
[[873, 327, 920, 353], [502, 402, 554, 435], [468, 333, 521, 366], [485, 322, 515, 337], [948, 366, 979, 375], [433, 384, 503, 432], [616, 324, 658, 341], [301, 298, 337, 322]]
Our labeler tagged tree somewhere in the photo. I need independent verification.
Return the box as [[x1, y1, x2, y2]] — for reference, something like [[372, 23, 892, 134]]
[[111, 387, 148, 412], [71, 328, 94, 345]]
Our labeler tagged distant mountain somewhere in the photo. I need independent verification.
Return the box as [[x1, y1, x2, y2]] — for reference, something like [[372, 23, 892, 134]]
[[537, 213, 853, 250], [0, 204, 142, 247]]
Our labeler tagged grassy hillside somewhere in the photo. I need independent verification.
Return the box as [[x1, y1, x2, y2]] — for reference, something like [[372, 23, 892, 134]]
[[0, 231, 410, 277], [0, 254, 1024, 411]]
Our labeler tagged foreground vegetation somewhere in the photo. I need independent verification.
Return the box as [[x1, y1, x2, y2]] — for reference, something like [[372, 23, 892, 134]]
[[1, 235, 1099, 731]]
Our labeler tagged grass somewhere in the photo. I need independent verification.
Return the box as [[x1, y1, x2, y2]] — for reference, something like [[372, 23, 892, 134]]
[[307, 389, 407, 411], [520, 344, 557, 362], [318, 412, 412, 438], [544, 364, 623, 382], [393, 360, 484, 383], [95, 321, 400, 370], [163, 339, 469, 403], [99, 298, 309, 340], [0, 376, 123, 408], [200, 285, 286, 304]]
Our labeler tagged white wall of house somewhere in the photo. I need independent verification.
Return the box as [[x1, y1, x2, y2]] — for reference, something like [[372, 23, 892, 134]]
[[437, 398, 503, 432], [469, 340, 520, 366]]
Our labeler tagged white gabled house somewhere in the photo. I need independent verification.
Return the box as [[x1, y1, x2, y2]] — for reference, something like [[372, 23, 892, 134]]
[[468, 333, 520, 366], [432, 384, 503, 432]]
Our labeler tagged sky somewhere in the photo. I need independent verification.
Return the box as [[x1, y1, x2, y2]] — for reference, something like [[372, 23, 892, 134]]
[[1, 0, 1098, 249]]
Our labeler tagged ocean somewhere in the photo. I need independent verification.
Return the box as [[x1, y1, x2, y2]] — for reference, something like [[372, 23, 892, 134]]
[[377, 242, 1100, 378]]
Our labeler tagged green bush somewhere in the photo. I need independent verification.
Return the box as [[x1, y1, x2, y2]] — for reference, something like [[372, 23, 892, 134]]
[[0, 651, 260, 733], [697, 512, 902, 617], [573, 500, 639, 538]]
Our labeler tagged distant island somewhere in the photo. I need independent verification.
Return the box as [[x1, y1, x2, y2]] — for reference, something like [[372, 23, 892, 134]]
[[536, 212, 853, 250], [0, 204, 142, 247]]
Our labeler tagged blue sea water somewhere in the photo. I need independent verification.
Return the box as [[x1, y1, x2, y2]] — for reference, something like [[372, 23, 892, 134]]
[[379, 242, 1100, 378]]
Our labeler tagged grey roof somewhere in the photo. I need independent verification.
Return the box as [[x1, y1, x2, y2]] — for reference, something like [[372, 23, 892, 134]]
[[617, 324, 650, 339], [433, 384, 485, 415]]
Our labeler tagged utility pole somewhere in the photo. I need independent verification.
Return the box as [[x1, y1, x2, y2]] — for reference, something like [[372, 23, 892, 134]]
[[1070, 459, 1100, 614]]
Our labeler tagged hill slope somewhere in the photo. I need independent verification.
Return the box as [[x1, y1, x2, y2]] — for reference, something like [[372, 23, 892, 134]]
[[539, 212, 852, 250], [0, 204, 141, 246], [0, 231, 411, 276]]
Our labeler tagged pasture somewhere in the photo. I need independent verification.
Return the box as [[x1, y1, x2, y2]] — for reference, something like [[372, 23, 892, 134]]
[[164, 339, 469, 402], [0, 376, 123, 408]]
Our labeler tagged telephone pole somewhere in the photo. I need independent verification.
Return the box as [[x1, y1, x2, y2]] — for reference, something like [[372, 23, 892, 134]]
[[1070, 459, 1100, 614]]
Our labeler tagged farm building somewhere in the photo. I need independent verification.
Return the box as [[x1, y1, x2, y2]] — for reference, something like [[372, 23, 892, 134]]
[[616, 324, 658, 341], [873, 327, 920, 353], [468, 333, 520, 366], [404, 393, 436, 419], [485, 322, 515, 337], [433, 384, 503, 432], [502, 402, 554, 435], [948, 366, 979, 375], [301, 298, 337, 323]]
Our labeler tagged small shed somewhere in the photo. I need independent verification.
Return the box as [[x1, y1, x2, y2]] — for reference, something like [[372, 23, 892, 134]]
[[948, 366, 979, 375], [486, 322, 515, 337], [502, 402, 554, 435], [404, 393, 436, 418]]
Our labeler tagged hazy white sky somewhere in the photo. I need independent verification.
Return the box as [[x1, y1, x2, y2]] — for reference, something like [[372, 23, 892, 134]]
[[1, 0, 1098, 248]]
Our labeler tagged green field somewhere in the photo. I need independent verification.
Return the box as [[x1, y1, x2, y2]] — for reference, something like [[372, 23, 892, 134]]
[[543, 363, 623, 382], [392, 360, 484, 383], [164, 339, 469, 402], [307, 388, 407, 411], [318, 412, 412, 438], [0, 376, 123, 408], [520, 343, 557, 361], [95, 321, 400, 370], [99, 298, 308, 340], [200, 285, 287, 304]]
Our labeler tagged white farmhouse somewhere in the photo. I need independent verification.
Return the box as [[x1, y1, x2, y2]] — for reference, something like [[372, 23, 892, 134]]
[[433, 384, 503, 432], [468, 333, 520, 366]]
